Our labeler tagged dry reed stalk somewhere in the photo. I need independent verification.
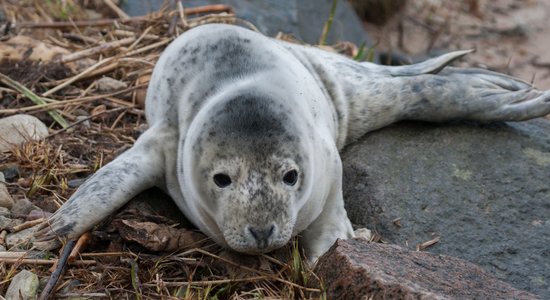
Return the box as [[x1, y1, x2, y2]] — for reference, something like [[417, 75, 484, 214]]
[[10, 218, 45, 233], [103, 0, 130, 19], [59, 37, 135, 63]]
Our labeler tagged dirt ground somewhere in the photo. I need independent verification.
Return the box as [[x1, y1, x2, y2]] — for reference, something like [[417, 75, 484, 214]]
[[366, 0, 550, 90]]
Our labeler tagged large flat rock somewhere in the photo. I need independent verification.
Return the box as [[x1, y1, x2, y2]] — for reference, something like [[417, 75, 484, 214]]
[[342, 119, 550, 298], [315, 239, 539, 299]]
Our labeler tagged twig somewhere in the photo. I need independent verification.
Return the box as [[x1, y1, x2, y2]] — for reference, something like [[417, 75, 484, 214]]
[[55, 293, 108, 298], [42, 57, 115, 97], [143, 275, 270, 287], [59, 37, 135, 63], [113, 29, 159, 40], [0, 258, 95, 265], [61, 33, 99, 44], [123, 38, 172, 57], [417, 236, 441, 251], [127, 26, 153, 52], [10, 218, 45, 233], [80, 252, 136, 257], [39, 240, 77, 300], [104, 0, 130, 20], [177, 1, 189, 29], [46, 107, 131, 138], [68, 232, 91, 262]]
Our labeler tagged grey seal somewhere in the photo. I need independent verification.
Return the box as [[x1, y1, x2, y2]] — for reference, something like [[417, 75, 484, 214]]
[[35, 24, 550, 262]]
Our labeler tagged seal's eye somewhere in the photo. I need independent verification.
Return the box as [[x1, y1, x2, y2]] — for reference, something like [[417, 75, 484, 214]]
[[213, 173, 232, 188], [283, 170, 298, 186]]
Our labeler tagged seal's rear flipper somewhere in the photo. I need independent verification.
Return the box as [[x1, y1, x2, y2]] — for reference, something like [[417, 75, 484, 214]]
[[388, 49, 474, 76], [283, 43, 550, 146], [33, 124, 176, 250]]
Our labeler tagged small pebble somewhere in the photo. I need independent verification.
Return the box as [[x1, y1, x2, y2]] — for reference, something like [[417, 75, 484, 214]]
[[97, 76, 128, 92]]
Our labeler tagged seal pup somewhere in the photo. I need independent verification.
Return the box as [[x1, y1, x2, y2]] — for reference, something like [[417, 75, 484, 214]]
[[35, 24, 550, 262]]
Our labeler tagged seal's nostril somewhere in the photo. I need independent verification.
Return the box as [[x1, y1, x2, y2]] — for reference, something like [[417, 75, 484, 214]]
[[248, 224, 275, 245]]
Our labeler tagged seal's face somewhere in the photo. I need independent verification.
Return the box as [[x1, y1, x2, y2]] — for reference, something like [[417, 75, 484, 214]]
[[207, 155, 301, 253], [188, 93, 308, 253]]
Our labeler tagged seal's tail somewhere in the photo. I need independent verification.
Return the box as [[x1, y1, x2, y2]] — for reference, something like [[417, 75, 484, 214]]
[[283, 43, 550, 147]]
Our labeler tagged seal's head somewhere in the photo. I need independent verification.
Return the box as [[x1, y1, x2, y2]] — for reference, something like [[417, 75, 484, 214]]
[[184, 92, 310, 254]]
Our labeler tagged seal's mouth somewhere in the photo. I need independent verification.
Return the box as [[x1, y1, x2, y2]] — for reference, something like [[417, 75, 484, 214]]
[[222, 226, 289, 255], [228, 243, 281, 255]]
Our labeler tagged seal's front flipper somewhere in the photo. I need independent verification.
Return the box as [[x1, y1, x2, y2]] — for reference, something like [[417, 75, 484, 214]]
[[34, 124, 175, 250], [300, 175, 354, 264]]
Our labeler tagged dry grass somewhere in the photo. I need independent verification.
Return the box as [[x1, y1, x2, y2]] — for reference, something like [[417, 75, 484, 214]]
[[0, 1, 326, 298]]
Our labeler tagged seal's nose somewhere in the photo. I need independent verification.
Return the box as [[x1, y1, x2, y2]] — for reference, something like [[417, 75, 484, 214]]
[[247, 224, 275, 249]]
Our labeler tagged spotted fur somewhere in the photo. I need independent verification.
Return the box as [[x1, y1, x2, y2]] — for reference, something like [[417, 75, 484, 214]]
[[35, 24, 550, 262]]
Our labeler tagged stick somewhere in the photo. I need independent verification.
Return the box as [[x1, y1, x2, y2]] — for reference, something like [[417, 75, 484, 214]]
[[39, 240, 77, 300], [68, 233, 91, 262], [59, 37, 135, 63], [46, 107, 131, 138], [10, 218, 45, 233], [42, 57, 115, 97], [104, 0, 130, 20], [0, 258, 95, 265]]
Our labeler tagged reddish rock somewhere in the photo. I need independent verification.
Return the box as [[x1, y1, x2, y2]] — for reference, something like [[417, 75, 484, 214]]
[[315, 239, 539, 300]]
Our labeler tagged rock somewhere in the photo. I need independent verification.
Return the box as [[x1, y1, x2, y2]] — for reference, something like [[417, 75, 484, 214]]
[[0, 166, 20, 181], [67, 178, 87, 189], [0, 172, 14, 208], [342, 119, 550, 298], [6, 227, 37, 249], [0, 114, 48, 152], [5, 270, 39, 300], [74, 115, 91, 129], [0, 206, 11, 217], [96, 76, 128, 92], [315, 239, 538, 299], [11, 198, 40, 218], [0, 215, 22, 230], [121, 0, 372, 46]]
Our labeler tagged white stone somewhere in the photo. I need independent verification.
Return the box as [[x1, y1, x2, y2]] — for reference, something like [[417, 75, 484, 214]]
[[97, 76, 128, 92], [0, 114, 48, 152], [0, 172, 14, 209], [5, 270, 39, 300]]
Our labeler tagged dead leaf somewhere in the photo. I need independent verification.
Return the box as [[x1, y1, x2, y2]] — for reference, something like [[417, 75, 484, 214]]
[[114, 219, 208, 252]]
